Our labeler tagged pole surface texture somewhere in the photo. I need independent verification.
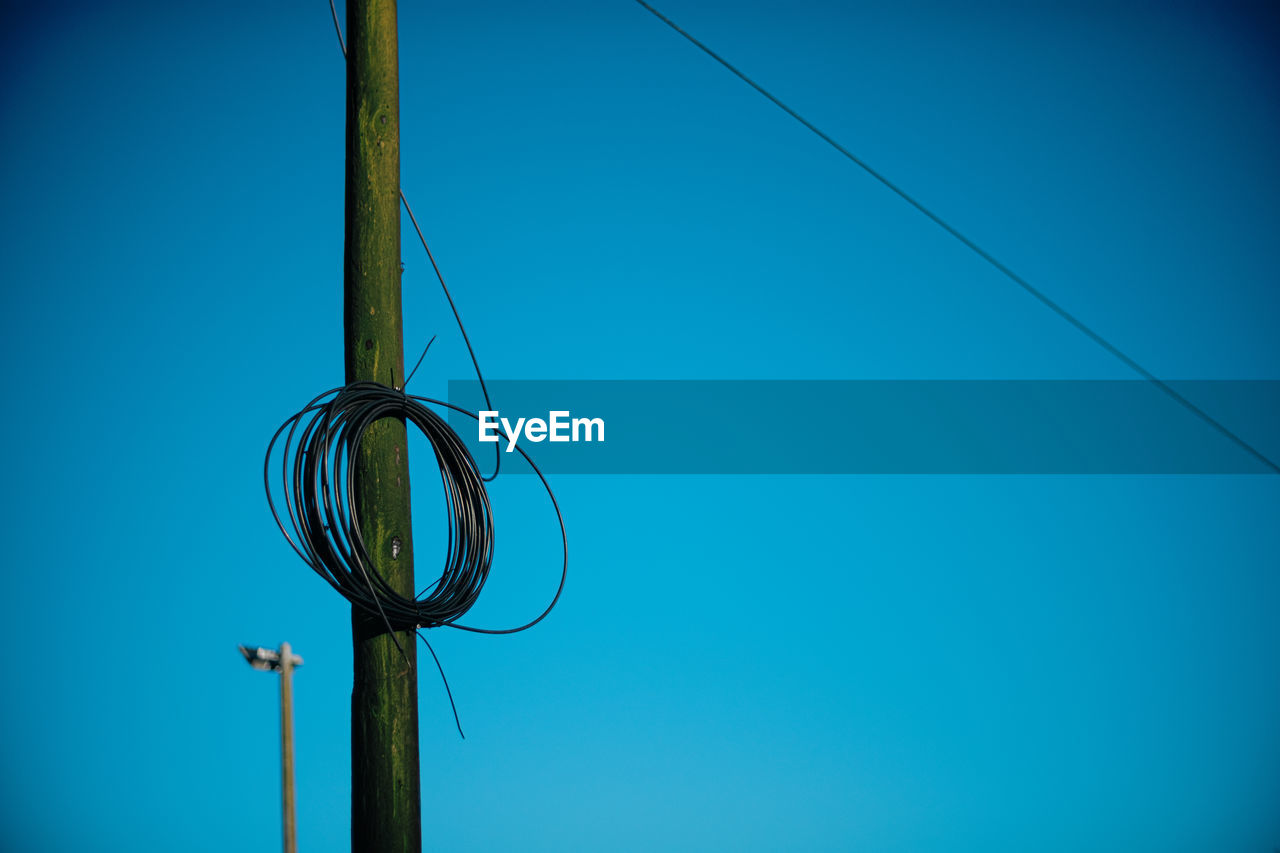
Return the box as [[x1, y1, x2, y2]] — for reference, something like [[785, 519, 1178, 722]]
[[280, 642, 297, 853], [343, 1, 421, 851]]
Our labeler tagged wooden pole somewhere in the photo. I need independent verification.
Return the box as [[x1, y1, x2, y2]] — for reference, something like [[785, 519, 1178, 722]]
[[280, 642, 298, 853], [343, 1, 421, 851]]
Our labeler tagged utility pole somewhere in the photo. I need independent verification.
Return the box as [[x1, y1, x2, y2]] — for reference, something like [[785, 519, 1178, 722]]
[[279, 642, 299, 853], [240, 643, 305, 853], [343, 1, 421, 852]]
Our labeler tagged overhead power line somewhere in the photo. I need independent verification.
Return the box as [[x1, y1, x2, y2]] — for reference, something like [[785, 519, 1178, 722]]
[[632, 0, 1278, 475]]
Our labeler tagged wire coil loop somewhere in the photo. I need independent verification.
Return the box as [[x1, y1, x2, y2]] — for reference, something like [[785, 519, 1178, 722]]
[[265, 381, 566, 638]]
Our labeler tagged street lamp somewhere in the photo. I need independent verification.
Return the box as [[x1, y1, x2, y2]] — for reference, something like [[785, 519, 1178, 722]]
[[240, 642, 304, 853]]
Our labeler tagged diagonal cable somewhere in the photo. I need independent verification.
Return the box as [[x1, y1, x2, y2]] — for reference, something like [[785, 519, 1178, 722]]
[[633, 0, 1278, 474]]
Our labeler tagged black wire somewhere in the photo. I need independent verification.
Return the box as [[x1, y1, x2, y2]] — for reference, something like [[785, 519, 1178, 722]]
[[418, 630, 466, 739], [328, 0, 346, 57], [403, 334, 436, 389], [401, 191, 503, 481], [265, 381, 567, 637], [632, 0, 1279, 475]]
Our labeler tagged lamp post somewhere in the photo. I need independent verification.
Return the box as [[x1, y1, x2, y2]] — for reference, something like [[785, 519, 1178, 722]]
[[240, 643, 304, 853]]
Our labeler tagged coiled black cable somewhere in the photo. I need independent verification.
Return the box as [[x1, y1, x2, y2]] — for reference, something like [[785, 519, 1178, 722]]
[[265, 381, 566, 638]]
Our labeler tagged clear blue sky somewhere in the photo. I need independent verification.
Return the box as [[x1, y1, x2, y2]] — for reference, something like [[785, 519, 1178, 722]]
[[2, 1, 1278, 850]]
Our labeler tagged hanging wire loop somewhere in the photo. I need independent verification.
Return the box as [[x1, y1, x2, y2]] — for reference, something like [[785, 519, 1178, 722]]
[[265, 381, 567, 637]]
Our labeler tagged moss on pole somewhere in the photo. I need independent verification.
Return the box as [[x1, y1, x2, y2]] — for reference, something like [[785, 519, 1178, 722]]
[[343, 1, 421, 850]]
